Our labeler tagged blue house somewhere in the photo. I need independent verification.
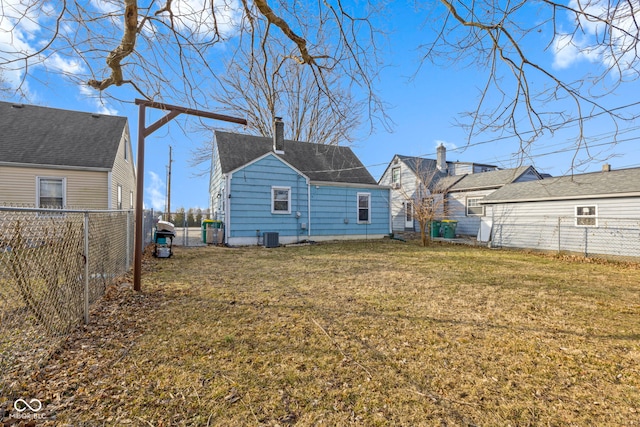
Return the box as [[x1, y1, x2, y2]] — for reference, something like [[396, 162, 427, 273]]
[[209, 120, 390, 246]]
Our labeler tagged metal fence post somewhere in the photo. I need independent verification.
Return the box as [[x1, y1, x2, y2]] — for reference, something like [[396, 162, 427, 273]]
[[584, 227, 588, 258], [84, 211, 90, 325], [126, 210, 131, 268], [558, 217, 562, 253]]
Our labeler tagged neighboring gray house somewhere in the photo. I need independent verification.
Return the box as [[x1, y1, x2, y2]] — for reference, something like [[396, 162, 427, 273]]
[[480, 165, 640, 257], [444, 165, 543, 236], [0, 102, 135, 210], [378, 145, 498, 232], [209, 123, 391, 246]]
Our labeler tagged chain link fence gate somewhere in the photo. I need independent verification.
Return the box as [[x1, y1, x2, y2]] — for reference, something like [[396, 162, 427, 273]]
[[156, 211, 210, 247]]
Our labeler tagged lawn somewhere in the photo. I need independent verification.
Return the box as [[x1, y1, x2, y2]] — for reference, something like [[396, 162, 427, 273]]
[[3, 240, 640, 426]]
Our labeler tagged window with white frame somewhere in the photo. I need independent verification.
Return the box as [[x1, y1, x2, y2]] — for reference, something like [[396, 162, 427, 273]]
[[466, 197, 484, 216], [576, 205, 597, 226], [357, 192, 371, 224], [392, 167, 401, 187], [117, 185, 123, 209], [37, 177, 65, 209], [130, 191, 134, 208], [271, 187, 291, 214]]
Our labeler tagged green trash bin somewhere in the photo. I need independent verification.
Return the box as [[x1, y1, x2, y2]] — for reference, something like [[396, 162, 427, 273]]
[[441, 220, 458, 239], [202, 219, 214, 243], [430, 220, 441, 238]]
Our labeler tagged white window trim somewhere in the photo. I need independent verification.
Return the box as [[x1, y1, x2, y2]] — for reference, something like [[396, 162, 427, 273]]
[[575, 204, 598, 227], [466, 197, 485, 217], [117, 184, 123, 210], [36, 176, 66, 209], [392, 167, 401, 183], [271, 186, 291, 214], [357, 192, 371, 224]]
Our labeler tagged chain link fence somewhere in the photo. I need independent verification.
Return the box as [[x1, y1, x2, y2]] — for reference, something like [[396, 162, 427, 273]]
[[490, 216, 640, 261], [0, 207, 149, 387], [155, 212, 210, 247]]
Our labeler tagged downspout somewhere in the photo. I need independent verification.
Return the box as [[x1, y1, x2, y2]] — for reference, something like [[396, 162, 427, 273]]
[[307, 180, 311, 239], [225, 174, 231, 244], [388, 187, 392, 235]]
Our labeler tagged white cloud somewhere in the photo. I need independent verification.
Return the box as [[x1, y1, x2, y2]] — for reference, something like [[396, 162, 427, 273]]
[[163, 0, 243, 40], [0, 0, 86, 93], [78, 85, 119, 115], [553, 0, 640, 72], [146, 171, 166, 211], [435, 140, 458, 151]]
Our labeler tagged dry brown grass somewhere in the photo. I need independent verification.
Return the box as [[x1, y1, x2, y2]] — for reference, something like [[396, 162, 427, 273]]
[[4, 240, 640, 426]]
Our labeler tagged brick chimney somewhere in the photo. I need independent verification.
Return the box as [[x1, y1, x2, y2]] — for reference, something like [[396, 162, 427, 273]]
[[437, 143, 447, 172], [273, 117, 284, 153]]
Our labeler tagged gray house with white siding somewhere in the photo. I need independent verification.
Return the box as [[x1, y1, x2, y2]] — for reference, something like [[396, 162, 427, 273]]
[[378, 145, 498, 232], [480, 166, 640, 258]]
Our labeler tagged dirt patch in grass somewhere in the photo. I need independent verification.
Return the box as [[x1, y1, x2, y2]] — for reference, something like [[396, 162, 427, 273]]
[[3, 240, 639, 425]]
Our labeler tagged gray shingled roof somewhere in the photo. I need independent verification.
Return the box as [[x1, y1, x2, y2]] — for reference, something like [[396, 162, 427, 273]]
[[0, 101, 128, 170], [449, 166, 535, 191], [394, 155, 451, 190], [481, 167, 640, 203], [215, 130, 377, 185]]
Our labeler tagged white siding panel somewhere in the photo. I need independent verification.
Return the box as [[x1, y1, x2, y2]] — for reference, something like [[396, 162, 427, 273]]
[[110, 127, 136, 209], [489, 197, 640, 257], [0, 165, 108, 208]]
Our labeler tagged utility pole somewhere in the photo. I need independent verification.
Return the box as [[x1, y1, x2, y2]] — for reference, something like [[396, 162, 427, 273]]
[[166, 145, 172, 221]]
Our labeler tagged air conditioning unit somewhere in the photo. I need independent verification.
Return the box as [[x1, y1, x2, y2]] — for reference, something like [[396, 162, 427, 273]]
[[263, 232, 279, 248]]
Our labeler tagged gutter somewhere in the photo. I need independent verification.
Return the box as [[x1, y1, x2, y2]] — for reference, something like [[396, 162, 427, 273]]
[[480, 191, 640, 204], [0, 161, 111, 173], [310, 180, 388, 190]]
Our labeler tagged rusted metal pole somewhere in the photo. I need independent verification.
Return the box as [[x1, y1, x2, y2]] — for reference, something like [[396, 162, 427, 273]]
[[133, 103, 146, 292], [132, 99, 246, 292]]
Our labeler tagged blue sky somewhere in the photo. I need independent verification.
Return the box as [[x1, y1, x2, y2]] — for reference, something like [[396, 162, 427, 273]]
[[1, 0, 639, 211]]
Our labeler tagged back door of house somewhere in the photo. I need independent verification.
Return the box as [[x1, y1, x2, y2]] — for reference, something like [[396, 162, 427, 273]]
[[404, 202, 414, 230]]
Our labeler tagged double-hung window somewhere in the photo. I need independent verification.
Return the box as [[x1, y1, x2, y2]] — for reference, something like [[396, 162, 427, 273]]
[[576, 205, 597, 227], [272, 186, 291, 214], [466, 197, 484, 216], [391, 167, 401, 188], [357, 192, 371, 224], [37, 177, 65, 209]]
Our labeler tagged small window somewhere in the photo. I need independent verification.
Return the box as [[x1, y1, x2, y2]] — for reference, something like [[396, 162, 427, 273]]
[[576, 205, 597, 227], [37, 177, 65, 209], [357, 192, 371, 224], [466, 197, 484, 216], [272, 187, 291, 214], [124, 136, 129, 161], [392, 167, 401, 185], [130, 191, 134, 209], [117, 185, 123, 209]]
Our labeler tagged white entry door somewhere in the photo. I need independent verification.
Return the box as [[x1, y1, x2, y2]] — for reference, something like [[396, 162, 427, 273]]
[[404, 202, 414, 230]]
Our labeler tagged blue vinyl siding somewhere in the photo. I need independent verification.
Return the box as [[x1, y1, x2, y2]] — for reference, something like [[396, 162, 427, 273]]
[[228, 155, 308, 239], [310, 185, 390, 236]]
